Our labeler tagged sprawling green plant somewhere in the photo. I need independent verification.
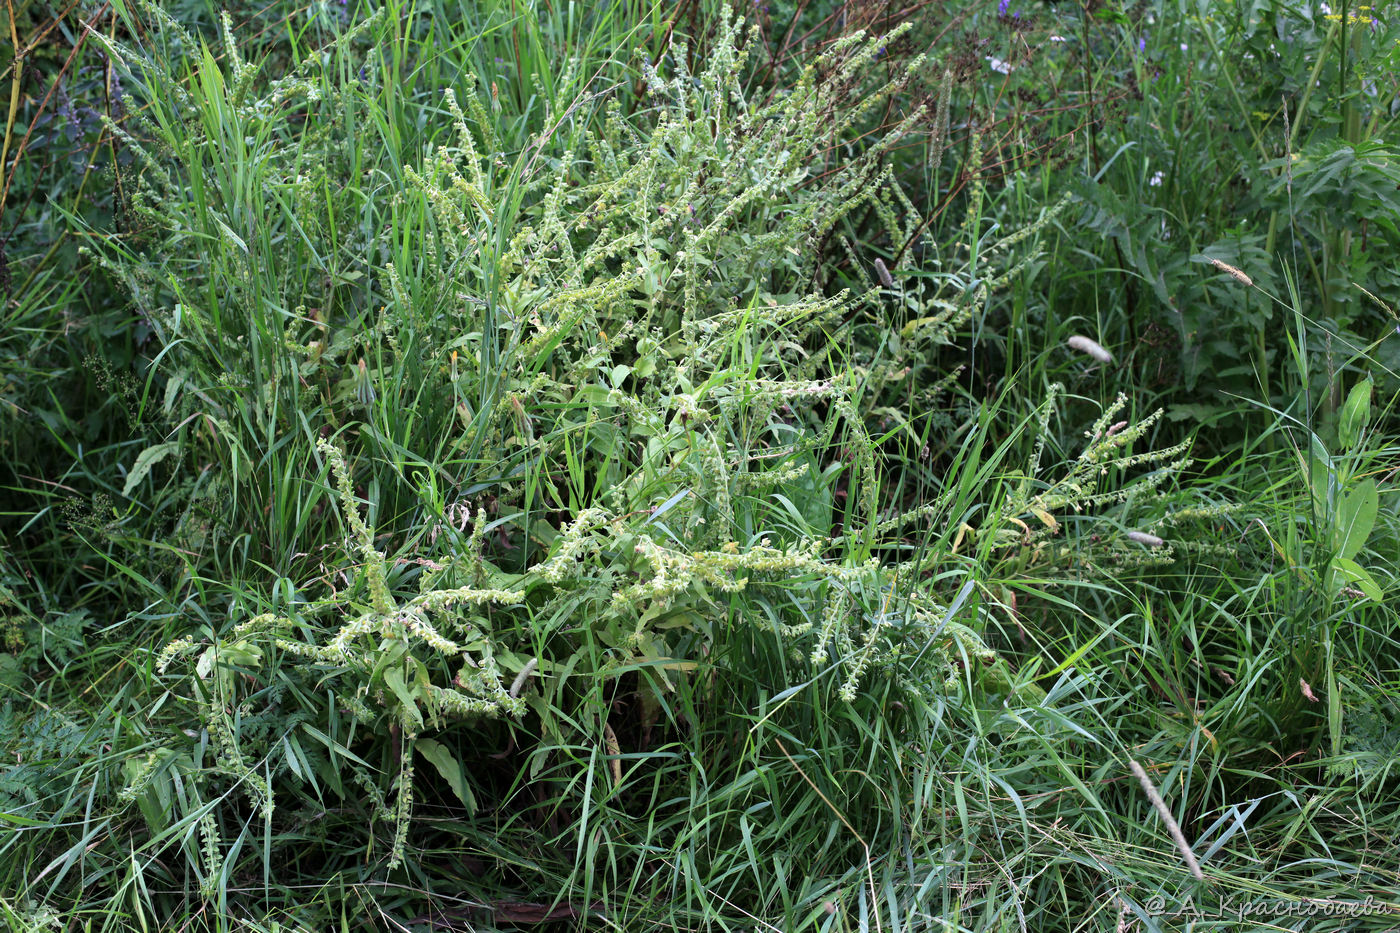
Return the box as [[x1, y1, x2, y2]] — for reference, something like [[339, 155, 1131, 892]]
[[107, 5, 956, 878]]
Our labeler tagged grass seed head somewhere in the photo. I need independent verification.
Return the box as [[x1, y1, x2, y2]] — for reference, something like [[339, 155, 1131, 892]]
[[1207, 257, 1253, 287], [1067, 334, 1113, 363], [1126, 531, 1165, 547], [873, 257, 895, 289]]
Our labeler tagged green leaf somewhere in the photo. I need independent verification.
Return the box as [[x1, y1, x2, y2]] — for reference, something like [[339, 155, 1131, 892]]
[[383, 666, 424, 731], [220, 640, 264, 669], [573, 385, 618, 407], [372, 638, 410, 680], [1339, 378, 1372, 449], [416, 738, 476, 814], [122, 442, 179, 497], [1331, 557, 1383, 602], [1335, 479, 1378, 560], [0, 810, 47, 827], [1305, 436, 1334, 513], [213, 216, 248, 254], [0, 654, 20, 689], [1165, 403, 1226, 423], [162, 374, 184, 415], [978, 657, 1048, 704]]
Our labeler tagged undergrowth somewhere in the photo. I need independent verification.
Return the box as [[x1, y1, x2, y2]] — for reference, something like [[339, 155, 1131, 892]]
[[1, 0, 1397, 930]]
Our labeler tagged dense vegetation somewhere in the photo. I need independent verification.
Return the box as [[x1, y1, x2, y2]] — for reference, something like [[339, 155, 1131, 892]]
[[2, 0, 1397, 929]]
